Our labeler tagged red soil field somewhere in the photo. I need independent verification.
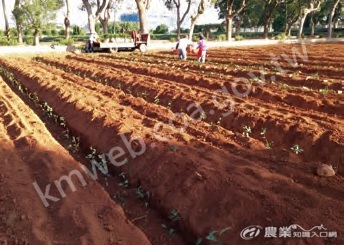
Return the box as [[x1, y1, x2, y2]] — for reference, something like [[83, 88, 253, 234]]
[[0, 77, 149, 244], [0, 43, 343, 245]]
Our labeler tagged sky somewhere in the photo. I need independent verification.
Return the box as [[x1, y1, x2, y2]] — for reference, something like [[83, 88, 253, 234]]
[[0, 0, 222, 31]]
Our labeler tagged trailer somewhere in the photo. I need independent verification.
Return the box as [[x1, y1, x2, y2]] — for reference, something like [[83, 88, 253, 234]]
[[88, 31, 150, 53]]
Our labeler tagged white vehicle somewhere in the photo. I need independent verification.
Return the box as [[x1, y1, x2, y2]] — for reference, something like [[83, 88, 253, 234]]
[[86, 31, 150, 53]]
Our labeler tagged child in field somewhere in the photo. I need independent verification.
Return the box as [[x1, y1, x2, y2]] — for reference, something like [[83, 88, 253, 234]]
[[196, 34, 207, 63]]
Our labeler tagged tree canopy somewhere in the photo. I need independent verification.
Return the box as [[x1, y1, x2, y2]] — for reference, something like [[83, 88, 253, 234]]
[[2, 0, 344, 45]]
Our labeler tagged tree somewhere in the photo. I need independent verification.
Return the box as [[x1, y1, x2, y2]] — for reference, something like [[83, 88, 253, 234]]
[[154, 24, 169, 34], [328, 0, 341, 38], [165, 0, 192, 39], [307, 0, 331, 36], [188, 0, 218, 40], [12, 0, 24, 44], [272, 0, 303, 35], [297, 0, 322, 38], [284, 0, 303, 35], [135, 0, 151, 33], [2, 0, 10, 41], [243, 0, 264, 30], [262, 0, 282, 39], [216, 0, 248, 41], [64, 0, 70, 40], [332, 1, 342, 28], [81, 0, 108, 33], [189, 0, 206, 40], [99, 0, 112, 34], [21, 0, 64, 45]]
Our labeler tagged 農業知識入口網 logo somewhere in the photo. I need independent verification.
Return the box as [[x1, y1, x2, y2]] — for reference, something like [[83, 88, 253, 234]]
[[240, 224, 337, 240], [240, 225, 263, 240]]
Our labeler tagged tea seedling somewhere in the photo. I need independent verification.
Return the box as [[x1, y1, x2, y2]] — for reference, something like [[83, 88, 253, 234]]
[[169, 209, 180, 222], [118, 172, 129, 188], [196, 227, 231, 244], [167, 101, 173, 109], [260, 128, 273, 149], [135, 186, 150, 207], [311, 73, 319, 79], [291, 145, 303, 154], [289, 71, 299, 78], [86, 146, 97, 159], [161, 224, 175, 239], [53, 114, 59, 124], [199, 111, 206, 121], [63, 128, 70, 139], [68, 136, 80, 153], [278, 83, 287, 91], [171, 145, 179, 152], [242, 126, 252, 137], [115, 191, 126, 207], [42, 102, 53, 118], [321, 86, 329, 96], [141, 90, 149, 99], [59, 117, 66, 127], [161, 210, 180, 239], [154, 95, 160, 104]]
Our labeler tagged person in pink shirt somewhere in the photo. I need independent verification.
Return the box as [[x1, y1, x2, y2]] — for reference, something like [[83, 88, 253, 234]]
[[196, 34, 207, 63]]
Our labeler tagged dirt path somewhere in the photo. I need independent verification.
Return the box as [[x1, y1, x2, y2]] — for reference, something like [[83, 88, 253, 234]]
[[0, 77, 150, 244]]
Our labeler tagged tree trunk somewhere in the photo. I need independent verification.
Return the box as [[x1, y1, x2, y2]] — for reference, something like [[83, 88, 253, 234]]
[[287, 26, 291, 36], [17, 26, 23, 44], [263, 5, 273, 40], [284, 0, 288, 32], [13, 0, 23, 44], [34, 28, 40, 46], [328, 0, 340, 38], [285, 23, 290, 35], [189, 19, 196, 41], [262, 1, 274, 39], [235, 17, 241, 36], [99, 0, 112, 35], [176, 8, 181, 40], [298, 1, 322, 39], [82, 0, 105, 34], [298, 12, 308, 39], [88, 14, 96, 33], [310, 13, 315, 37], [64, 0, 70, 40], [99, 18, 109, 34], [188, 0, 205, 41], [226, 17, 233, 41], [263, 22, 269, 39], [2, 0, 10, 41], [103, 21, 109, 34], [136, 0, 149, 33], [177, 21, 181, 40]]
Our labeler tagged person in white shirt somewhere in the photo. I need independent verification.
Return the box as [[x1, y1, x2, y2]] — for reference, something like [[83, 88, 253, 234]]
[[88, 32, 100, 52], [176, 34, 192, 60]]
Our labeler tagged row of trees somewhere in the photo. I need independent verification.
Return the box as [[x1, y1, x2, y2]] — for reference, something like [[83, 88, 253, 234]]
[[1, 0, 343, 45]]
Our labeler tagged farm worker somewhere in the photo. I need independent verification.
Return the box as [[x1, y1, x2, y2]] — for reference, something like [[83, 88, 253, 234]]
[[196, 34, 207, 63], [88, 32, 100, 52], [176, 34, 193, 60]]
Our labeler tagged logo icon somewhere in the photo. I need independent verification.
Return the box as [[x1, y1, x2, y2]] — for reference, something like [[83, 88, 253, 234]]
[[240, 225, 263, 240]]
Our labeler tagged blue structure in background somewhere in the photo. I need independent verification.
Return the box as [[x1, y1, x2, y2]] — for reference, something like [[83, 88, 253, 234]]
[[120, 13, 139, 22]]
